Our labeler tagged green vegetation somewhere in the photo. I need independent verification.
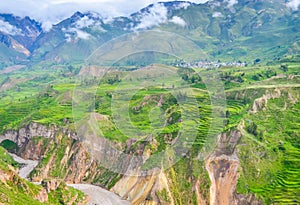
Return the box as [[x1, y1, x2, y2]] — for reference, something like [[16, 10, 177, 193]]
[[47, 182, 86, 205], [0, 146, 19, 171], [0, 59, 299, 204], [0, 146, 87, 205], [29, 135, 72, 179], [0, 140, 19, 153], [1, 1, 299, 204], [236, 94, 300, 204]]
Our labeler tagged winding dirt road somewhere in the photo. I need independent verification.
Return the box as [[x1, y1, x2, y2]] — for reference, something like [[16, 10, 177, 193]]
[[9, 153, 131, 205], [69, 184, 131, 205], [9, 153, 38, 179]]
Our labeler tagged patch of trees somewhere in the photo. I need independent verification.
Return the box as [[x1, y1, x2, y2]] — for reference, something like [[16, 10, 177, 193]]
[[265, 69, 276, 78], [67, 65, 81, 75], [251, 74, 260, 81], [175, 90, 187, 102], [107, 74, 121, 85], [254, 58, 261, 64], [246, 121, 264, 140], [280, 64, 288, 72], [251, 69, 276, 81], [246, 121, 258, 136], [220, 72, 244, 84], [177, 67, 202, 83]]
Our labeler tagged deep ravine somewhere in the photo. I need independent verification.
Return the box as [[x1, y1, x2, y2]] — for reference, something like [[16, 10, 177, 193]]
[[9, 152, 131, 205]]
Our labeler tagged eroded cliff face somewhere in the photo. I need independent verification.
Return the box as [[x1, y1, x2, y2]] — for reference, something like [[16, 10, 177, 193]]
[[249, 88, 298, 113], [16, 127, 207, 205], [250, 88, 282, 113], [206, 130, 262, 205], [28, 136, 99, 184], [112, 168, 177, 205], [0, 148, 88, 205], [206, 130, 241, 205], [17, 132, 166, 204], [0, 122, 79, 147], [3, 124, 223, 205]]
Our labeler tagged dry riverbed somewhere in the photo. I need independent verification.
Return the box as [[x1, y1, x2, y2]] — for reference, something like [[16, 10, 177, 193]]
[[9, 153, 131, 205]]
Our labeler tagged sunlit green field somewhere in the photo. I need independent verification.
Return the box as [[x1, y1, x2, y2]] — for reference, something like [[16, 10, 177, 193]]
[[0, 60, 299, 204]]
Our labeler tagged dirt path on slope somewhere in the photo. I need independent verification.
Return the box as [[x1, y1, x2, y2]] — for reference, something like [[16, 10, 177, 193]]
[[9, 153, 38, 179], [9, 152, 131, 205], [68, 184, 131, 205]]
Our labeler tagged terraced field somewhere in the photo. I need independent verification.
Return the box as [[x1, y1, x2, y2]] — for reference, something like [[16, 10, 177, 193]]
[[1, 61, 300, 204], [268, 146, 300, 204], [236, 89, 300, 204]]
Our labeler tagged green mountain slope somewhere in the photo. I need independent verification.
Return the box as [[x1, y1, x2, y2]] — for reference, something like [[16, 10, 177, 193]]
[[0, 0, 299, 64]]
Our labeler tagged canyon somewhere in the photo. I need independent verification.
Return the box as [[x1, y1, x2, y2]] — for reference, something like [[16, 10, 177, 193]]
[[0, 122, 261, 204]]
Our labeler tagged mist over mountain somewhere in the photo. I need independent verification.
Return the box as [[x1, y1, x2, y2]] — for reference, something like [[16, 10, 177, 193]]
[[0, 1, 300, 205], [0, 0, 299, 67]]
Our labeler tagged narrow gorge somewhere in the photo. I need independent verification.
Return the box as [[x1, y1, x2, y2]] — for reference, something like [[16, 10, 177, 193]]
[[1, 122, 262, 205]]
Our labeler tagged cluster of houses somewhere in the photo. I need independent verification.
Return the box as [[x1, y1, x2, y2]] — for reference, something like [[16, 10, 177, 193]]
[[175, 60, 248, 68]]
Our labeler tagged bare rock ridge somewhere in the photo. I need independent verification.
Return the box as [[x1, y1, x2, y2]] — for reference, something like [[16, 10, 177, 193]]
[[206, 130, 241, 205], [0, 123, 190, 204], [10, 149, 130, 205], [0, 122, 79, 146], [250, 88, 282, 113], [206, 130, 262, 205], [0, 122, 263, 205], [250, 88, 299, 113]]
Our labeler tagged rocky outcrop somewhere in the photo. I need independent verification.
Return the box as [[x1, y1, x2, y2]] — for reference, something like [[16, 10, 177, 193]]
[[235, 194, 262, 205], [0, 122, 124, 186], [250, 88, 281, 113], [27, 135, 98, 184], [112, 168, 175, 205], [112, 168, 158, 204], [0, 169, 15, 182], [206, 130, 241, 205], [0, 122, 79, 147], [194, 179, 207, 205], [42, 179, 62, 192], [250, 88, 299, 113], [35, 188, 48, 203], [1, 121, 209, 205], [206, 130, 262, 205]]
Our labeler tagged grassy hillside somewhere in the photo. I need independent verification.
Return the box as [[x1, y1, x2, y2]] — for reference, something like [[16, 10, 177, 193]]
[[0, 59, 299, 204], [234, 90, 300, 204], [0, 146, 87, 205]]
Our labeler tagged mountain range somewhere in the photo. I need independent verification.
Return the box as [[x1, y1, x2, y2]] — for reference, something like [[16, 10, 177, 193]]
[[0, 0, 299, 68], [0, 1, 300, 204]]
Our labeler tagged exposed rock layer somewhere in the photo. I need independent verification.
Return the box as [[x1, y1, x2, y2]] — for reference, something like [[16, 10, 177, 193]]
[[206, 130, 262, 205]]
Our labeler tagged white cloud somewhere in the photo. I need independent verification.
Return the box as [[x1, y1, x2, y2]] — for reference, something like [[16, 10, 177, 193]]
[[212, 12, 223, 18], [0, 0, 209, 31], [62, 15, 107, 41], [75, 29, 90, 39], [174, 2, 191, 10], [75, 16, 95, 28], [42, 21, 54, 32], [65, 33, 72, 42], [134, 3, 168, 30], [0, 19, 23, 35], [225, 0, 238, 7], [169, 16, 186, 26], [287, 0, 300, 10], [210, 1, 221, 7], [74, 16, 105, 31], [63, 27, 91, 40]]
